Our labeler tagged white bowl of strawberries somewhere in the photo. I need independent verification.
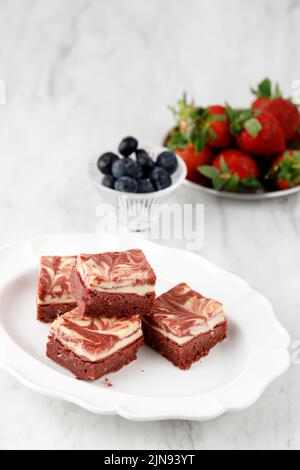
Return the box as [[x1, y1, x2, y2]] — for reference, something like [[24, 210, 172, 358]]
[[165, 79, 300, 200]]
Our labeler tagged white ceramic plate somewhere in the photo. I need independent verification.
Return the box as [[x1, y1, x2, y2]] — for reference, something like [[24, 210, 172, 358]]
[[0, 234, 290, 421], [184, 179, 300, 201]]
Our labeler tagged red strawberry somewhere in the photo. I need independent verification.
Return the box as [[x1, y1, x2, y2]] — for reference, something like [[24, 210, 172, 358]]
[[213, 149, 259, 179], [198, 149, 262, 192], [237, 112, 286, 156], [288, 129, 300, 150], [176, 144, 214, 184], [170, 96, 232, 151], [251, 78, 281, 109], [188, 105, 233, 150], [252, 97, 270, 110], [205, 105, 233, 149], [251, 78, 300, 141], [226, 105, 286, 157], [261, 99, 299, 142], [266, 150, 300, 190], [289, 128, 300, 142]]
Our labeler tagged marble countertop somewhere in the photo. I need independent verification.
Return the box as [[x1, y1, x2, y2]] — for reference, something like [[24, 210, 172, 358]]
[[0, 0, 299, 450]]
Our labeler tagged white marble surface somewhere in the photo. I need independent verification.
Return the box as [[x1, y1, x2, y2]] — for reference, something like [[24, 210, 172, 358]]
[[0, 0, 299, 450]]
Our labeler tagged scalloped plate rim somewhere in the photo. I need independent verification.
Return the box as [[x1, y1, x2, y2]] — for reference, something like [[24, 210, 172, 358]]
[[0, 233, 291, 421]]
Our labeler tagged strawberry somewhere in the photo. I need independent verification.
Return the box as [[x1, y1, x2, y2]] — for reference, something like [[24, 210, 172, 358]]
[[169, 94, 197, 136], [167, 100, 216, 183], [251, 78, 281, 110], [261, 99, 300, 142], [185, 104, 233, 150], [202, 105, 233, 149], [288, 129, 300, 150], [176, 144, 214, 184], [252, 97, 270, 110], [170, 96, 232, 151], [226, 104, 286, 157], [251, 78, 300, 141], [266, 150, 300, 190], [288, 132, 300, 150], [213, 150, 259, 179], [198, 149, 262, 192]]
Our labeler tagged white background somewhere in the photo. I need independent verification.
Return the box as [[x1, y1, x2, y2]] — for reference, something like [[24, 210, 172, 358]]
[[0, 0, 299, 450]]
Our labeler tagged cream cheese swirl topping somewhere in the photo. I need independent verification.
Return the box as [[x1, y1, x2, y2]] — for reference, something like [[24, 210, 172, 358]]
[[50, 308, 143, 362], [77, 249, 156, 294], [38, 256, 76, 305], [144, 283, 226, 343]]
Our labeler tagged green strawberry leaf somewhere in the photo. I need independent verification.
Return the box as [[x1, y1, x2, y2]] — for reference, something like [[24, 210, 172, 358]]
[[225, 103, 235, 119], [191, 108, 209, 121], [251, 78, 282, 99], [167, 131, 188, 151], [244, 118, 262, 138], [219, 156, 230, 173], [195, 126, 209, 152], [239, 109, 258, 121], [274, 83, 282, 98], [240, 178, 264, 191], [276, 152, 300, 184], [212, 176, 228, 190], [265, 152, 300, 185], [212, 114, 227, 122], [278, 166, 292, 180], [169, 93, 196, 127], [225, 104, 242, 135], [288, 150, 300, 160], [225, 103, 238, 129], [207, 127, 217, 143], [226, 103, 257, 136], [223, 174, 239, 192], [198, 165, 220, 180], [251, 78, 272, 98]]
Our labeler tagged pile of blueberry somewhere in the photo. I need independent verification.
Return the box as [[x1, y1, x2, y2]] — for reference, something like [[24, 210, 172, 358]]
[[97, 137, 178, 193]]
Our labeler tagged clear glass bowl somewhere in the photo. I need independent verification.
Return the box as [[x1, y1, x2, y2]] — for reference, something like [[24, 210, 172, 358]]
[[89, 147, 187, 232]]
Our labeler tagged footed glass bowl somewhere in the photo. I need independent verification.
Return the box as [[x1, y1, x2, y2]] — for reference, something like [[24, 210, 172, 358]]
[[89, 147, 187, 232]]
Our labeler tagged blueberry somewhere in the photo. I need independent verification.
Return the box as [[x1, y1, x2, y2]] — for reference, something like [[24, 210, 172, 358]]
[[118, 137, 138, 157], [112, 159, 127, 178], [102, 175, 115, 189], [115, 177, 138, 193], [150, 167, 172, 191], [127, 160, 143, 179], [136, 149, 155, 175], [112, 158, 143, 179], [157, 151, 178, 175], [97, 152, 119, 175], [137, 179, 155, 193]]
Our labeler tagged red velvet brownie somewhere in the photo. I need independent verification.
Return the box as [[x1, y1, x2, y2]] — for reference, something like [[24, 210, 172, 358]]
[[37, 256, 77, 323], [46, 308, 144, 380], [143, 283, 227, 370], [71, 249, 156, 317]]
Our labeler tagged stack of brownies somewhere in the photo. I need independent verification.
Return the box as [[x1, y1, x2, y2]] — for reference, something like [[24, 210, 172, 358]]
[[37, 249, 227, 381]]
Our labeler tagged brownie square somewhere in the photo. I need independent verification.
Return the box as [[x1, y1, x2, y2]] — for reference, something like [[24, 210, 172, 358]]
[[142, 283, 227, 370], [71, 249, 156, 318], [46, 308, 144, 381], [37, 256, 77, 323]]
